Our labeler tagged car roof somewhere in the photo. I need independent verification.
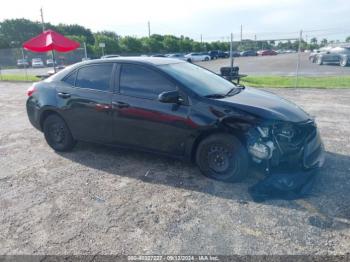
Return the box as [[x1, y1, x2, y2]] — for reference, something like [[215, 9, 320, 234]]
[[49, 57, 185, 82], [81, 56, 184, 66]]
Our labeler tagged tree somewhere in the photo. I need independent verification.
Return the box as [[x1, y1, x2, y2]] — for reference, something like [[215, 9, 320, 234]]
[[163, 35, 179, 52], [93, 33, 120, 55], [119, 36, 143, 53], [0, 19, 42, 48], [310, 37, 318, 45], [320, 38, 328, 47], [55, 23, 95, 45], [141, 36, 164, 53], [346, 36, 350, 43]]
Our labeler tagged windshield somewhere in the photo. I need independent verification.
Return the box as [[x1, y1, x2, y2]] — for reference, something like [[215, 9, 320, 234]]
[[159, 62, 237, 97]]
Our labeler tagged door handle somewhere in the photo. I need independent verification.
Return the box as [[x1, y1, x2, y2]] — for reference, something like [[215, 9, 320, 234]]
[[58, 92, 71, 98], [112, 101, 130, 108]]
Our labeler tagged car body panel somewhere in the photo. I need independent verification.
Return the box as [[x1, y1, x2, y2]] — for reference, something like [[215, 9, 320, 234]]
[[27, 57, 324, 182]]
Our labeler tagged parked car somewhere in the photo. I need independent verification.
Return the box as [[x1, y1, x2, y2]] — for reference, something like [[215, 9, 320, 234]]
[[31, 58, 44, 68], [151, 54, 167, 57], [46, 59, 57, 67], [315, 46, 350, 67], [17, 59, 30, 68], [240, 50, 257, 56], [166, 53, 190, 61], [208, 50, 229, 59], [257, 50, 278, 56], [26, 57, 324, 184], [225, 51, 240, 57], [101, 54, 120, 59], [309, 49, 321, 63], [185, 53, 210, 62]]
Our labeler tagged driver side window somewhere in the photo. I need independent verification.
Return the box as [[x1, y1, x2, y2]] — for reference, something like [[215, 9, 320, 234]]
[[119, 64, 176, 99]]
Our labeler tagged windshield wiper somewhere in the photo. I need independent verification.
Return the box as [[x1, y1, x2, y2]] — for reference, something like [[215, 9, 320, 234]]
[[225, 87, 240, 96]]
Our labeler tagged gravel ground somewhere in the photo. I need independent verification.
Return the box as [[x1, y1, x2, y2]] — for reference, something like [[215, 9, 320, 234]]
[[0, 82, 350, 255]]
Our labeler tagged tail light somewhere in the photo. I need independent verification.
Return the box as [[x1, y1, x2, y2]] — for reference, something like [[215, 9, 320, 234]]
[[27, 85, 36, 97]]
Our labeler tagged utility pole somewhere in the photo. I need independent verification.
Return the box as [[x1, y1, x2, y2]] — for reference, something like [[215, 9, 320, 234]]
[[148, 21, 151, 37], [40, 7, 45, 32], [295, 30, 303, 88], [200, 34, 203, 50], [83, 42, 88, 59], [230, 33, 234, 78], [240, 24, 243, 42], [254, 34, 257, 50]]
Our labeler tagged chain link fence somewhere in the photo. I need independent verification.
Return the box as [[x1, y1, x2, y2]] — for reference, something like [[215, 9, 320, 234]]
[[0, 34, 349, 87]]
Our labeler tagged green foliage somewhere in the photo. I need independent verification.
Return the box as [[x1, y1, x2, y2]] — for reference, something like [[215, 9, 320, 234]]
[[0, 18, 345, 58], [0, 19, 42, 48], [93, 32, 121, 55], [241, 76, 350, 88], [119, 36, 143, 53], [0, 74, 39, 82]]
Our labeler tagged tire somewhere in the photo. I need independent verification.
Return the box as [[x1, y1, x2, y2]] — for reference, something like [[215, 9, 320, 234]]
[[43, 114, 76, 152], [340, 56, 348, 67], [195, 133, 248, 182], [316, 56, 323, 65], [187, 58, 192, 63], [204, 57, 209, 61]]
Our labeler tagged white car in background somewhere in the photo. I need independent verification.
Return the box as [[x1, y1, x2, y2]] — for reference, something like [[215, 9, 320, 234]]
[[166, 53, 191, 62], [31, 58, 44, 68], [185, 52, 210, 62]]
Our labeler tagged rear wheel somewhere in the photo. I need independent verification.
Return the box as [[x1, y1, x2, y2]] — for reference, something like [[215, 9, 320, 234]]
[[195, 134, 248, 182], [204, 57, 209, 61], [43, 114, 76, 152]]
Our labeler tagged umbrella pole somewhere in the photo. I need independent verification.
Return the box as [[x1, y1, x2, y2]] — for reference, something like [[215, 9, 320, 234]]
[[51, 50, 56, 73]]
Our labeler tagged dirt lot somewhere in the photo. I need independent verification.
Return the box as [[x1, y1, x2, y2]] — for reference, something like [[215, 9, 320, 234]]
[[1, 82, 350, 255]]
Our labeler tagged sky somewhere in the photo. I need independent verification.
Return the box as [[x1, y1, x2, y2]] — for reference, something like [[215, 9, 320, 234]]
[[1, 0, 349, 42]]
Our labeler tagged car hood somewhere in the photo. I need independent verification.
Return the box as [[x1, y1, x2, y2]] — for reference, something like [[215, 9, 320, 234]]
[[217, 87, 310, 122]]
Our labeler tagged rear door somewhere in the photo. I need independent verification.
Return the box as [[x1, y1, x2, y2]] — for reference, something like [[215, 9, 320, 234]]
[[58, 63, 115, 143]]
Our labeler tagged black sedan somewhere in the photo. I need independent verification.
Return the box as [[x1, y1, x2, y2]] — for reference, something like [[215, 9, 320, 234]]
[[26, 57, 325, 184]]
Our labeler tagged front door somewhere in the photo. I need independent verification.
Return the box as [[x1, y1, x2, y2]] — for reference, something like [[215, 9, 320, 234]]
[[111, 63, 194, 156]]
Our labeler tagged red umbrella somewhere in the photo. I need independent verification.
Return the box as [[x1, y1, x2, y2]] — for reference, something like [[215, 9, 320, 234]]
[[23, 29, 80, 52], [23, 29, 80, 72]]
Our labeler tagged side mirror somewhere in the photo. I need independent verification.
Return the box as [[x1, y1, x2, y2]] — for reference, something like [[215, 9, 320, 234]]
[[158, 90, 182, 104]]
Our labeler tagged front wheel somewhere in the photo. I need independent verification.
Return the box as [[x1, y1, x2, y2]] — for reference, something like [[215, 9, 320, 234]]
[[204, 57, 209, 61], [196, 134, 248, 182], [43, 114, 76, 152]]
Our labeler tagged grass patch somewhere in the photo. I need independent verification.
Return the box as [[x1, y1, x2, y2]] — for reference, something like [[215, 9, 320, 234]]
[[0, 74, 40, 82], [241, 76, 350, 88]]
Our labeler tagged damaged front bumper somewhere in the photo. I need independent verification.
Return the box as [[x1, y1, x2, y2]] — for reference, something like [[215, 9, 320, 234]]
[[247, 121, 325, 201]]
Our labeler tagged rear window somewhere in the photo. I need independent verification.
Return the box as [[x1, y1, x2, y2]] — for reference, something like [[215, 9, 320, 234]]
[[75, 64, 113, 91]]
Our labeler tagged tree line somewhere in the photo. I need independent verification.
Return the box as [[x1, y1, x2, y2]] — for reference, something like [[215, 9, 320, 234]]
[[0, 19, 349, 57]]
